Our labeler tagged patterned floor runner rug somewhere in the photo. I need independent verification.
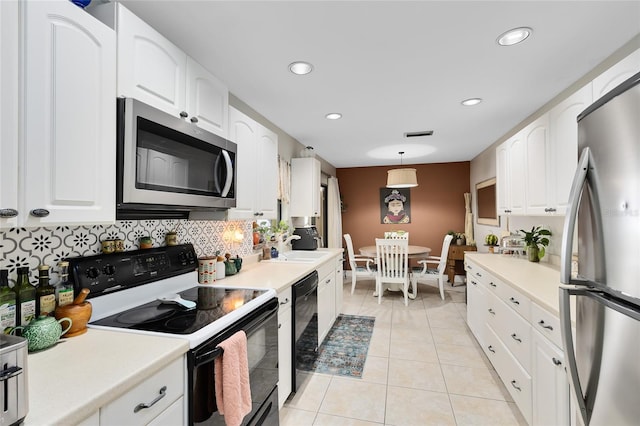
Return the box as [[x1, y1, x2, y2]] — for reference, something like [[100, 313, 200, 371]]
[[296, 314, 375, 378]]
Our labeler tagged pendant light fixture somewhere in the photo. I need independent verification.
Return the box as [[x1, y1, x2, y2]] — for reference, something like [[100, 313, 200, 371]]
[[386, 151, 418, 188]]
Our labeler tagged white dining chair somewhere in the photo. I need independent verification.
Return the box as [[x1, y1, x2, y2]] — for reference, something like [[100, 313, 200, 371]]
[[375, 238, 410, 305], [410, 234, 453, 300], [343, 234, 376, 294]]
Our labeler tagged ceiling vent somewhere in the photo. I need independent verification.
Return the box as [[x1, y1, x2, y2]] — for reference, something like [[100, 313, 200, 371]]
[[404, 130, 434, 138]]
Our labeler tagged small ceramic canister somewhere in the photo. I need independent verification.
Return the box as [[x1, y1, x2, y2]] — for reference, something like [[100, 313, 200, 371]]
[[101, 240, 115, 254], [114, 239, 125, 253], [198, 257, 217, 284]]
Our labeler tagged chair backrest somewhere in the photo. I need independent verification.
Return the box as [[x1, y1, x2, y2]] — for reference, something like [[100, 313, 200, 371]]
[[384, 231, 409, 239], [343, 234, 358, 270], [375, 238, 409, 283], [436, 234, 454, 272]]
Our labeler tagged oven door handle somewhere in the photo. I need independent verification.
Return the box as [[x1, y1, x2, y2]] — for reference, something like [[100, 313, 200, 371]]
[[195, 346, 224, 366]]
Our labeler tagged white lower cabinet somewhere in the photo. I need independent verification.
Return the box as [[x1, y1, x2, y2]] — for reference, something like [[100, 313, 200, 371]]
[[466, 259, 571, 426], [317, 258, 337, 345], [335, 255, 344, 315], [100, 356, 185, 426], [277, 287, 293, 408], [532, 329, 570, 426]]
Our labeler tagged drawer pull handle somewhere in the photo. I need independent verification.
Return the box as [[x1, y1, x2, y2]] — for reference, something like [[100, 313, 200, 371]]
[[488, 308, 495, 315], [488, 345, 495, 353], [510, 380, 521, 392], [489, 282, 497, 288], [509, 297, 520, 305], [552, 357, 562, 366], [475, 272, 482, 277], [134, 386, 167, 413], [468, 265, 473, 269], [30, 208, 50, 218], [511, 333, 522, 343], [278, 323, 282, 329], [470, 280, 477, 286], [280, 298, 289, 305], [0, 208, 18, 218], [538, 320, 554, 330]]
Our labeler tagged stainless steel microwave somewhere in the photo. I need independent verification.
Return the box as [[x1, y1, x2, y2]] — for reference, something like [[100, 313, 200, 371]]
[[116, 97, 236, 219]]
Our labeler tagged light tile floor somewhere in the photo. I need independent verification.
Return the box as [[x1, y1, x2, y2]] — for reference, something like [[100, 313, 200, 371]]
[[280, 276, 528, 426]]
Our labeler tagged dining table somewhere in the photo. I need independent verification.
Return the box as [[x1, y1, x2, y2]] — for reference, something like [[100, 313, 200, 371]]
[[358, 245, 431, 299]]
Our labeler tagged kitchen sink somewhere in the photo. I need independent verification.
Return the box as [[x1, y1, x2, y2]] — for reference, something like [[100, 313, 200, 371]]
[[265, 250, 330, 263]]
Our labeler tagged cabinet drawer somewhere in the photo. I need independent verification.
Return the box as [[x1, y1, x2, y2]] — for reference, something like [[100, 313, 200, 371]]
[[531, 302, 562, 349], [485, 326, 532, 424], [100, 356, 184, 425], [486, 292, 531, 372], [493, 279, 531, 322], [317, 259, 335, 282]]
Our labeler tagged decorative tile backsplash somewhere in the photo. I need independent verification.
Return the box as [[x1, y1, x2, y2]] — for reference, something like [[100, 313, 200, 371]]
[[0, 219, 253, 282]]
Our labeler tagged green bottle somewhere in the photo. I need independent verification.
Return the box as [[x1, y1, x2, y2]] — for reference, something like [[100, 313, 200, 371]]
[[36, 264, 56, 317], [56, 261, 74, 307], [0, 269, 17, 334], [14, 267, 36, 327]]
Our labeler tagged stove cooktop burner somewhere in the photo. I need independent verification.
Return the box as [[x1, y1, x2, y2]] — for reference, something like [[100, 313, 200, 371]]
[[91, 286, 270, 335]]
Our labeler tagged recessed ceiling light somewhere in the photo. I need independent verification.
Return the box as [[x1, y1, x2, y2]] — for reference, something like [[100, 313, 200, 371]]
[[461, 98, 482, 106], [497, 27, 532, 46], [289, 61, 313, 75], [325, 113, 342, 120]]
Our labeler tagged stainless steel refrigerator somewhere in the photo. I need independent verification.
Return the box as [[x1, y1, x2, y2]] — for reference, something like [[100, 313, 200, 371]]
[[560, 71, 640, 426]]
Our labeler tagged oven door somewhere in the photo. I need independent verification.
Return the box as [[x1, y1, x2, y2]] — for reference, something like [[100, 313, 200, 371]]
[[118, 97, 236, 210], [189, 298, 279, 426]]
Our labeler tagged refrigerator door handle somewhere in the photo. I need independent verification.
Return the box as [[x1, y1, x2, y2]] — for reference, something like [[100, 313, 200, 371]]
[[561, 147, 590, 284], [560, 285, 589, 425]]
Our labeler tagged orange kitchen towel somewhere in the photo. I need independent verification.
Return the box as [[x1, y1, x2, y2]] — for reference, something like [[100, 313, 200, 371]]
[[214, 330, 252, 426]]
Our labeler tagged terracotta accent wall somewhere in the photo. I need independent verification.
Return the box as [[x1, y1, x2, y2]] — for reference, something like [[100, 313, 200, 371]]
[[337, 162, 470, 268]]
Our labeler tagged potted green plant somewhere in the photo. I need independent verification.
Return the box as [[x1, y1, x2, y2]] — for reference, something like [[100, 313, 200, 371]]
[[519, 226, 552, 262], [454, 232, 466, 246], [485, 233, 499, 253]]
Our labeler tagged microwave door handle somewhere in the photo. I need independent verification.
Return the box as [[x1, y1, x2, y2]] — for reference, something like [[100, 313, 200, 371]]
[[561, 147, 590, 284], [220, 150, 233, 197]]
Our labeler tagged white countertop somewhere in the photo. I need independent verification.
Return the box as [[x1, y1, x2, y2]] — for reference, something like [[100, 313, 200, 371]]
[[25, 329, 188, 426], [465, 253, 571, 318], [23, 248, 343, 425]]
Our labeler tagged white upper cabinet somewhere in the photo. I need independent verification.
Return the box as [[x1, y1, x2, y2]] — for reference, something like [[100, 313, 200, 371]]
[[290, 158, 321, 217], [228, 107, 278, 220], [523, 114, 550, 215], [105, 4, 228, 138], [496, 132, 526, 215], [592, 48, 640, 102], [1, 0, 116, 229], [548, 83, 592, 215]]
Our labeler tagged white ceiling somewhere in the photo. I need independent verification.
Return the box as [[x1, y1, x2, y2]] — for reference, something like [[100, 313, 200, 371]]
[[118, 1, 640, 168]]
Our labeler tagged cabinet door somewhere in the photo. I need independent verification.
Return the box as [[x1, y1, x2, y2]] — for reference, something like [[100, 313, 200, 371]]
[[524, 114, 550, 215], [228, 107, 259, 219], [256, 125, 278, 220], [277, 301, 292, 408], [532, 330, 570, 426], [335, 256, 344, 315], [592, 48, 640, 102], [549, 83, 592, 215], [117, 4, 187, 117], [317, 272, 336, 345], [466, 274, 487, 348], [290, 158, 321, 217], [0, 0, 19, 228], [186, 57, 228, 138], [496, 142, 510, 214], [22, 0, 116, 226], [507, 133, 526, 215]]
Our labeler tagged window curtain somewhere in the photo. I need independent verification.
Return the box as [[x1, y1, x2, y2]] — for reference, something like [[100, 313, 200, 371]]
[[278, 156, 290, 204], [327, 177, 343, 248]]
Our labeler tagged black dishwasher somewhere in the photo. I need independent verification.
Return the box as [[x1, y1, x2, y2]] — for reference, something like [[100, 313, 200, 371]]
[[291, 270, 319, 392]]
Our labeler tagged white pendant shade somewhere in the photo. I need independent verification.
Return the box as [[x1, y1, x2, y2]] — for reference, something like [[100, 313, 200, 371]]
[[386, 168, 418, 188]]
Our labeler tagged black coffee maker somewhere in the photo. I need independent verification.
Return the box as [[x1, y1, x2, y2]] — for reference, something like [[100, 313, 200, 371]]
[[291, 227, 320, 250]]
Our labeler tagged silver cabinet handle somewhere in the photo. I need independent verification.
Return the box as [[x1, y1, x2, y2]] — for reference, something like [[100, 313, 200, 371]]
[[179, 111, 188, 118], [279, 298, 289, 306], [489, 282, 497, 288], [0, 208, 18, 218], [511, 333, 522, 343], [509, 297, 520, 305], [278, 323, 282, 329], [487, 345, 495, 353], [538, 320, 553, 330], [488, 308, 495, 315], [475, 272, 482, 277], [552, 357, 562, 366], [470, 280, 477, 286], [30, 208, 50, 217], [190, 116, 198, 123], [510, 380, 521, 392], [134, 386, 167, 413]]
